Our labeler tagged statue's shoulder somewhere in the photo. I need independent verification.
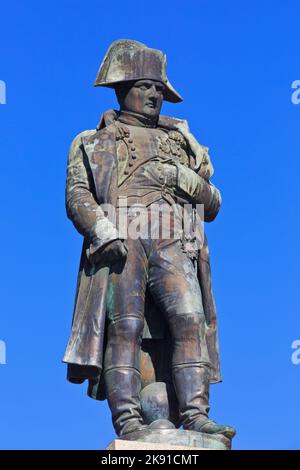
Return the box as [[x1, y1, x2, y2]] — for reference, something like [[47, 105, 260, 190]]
[[158, 114, 191, 145], [69, 130, 96, 155], [158, 114, 189, 130]]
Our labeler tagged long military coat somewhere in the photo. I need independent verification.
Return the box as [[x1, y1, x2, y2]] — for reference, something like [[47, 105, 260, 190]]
[[63, 110, 222, 400]]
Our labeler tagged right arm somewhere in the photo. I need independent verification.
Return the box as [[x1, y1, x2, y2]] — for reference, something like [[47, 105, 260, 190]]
[[66, 132, 122, 262]]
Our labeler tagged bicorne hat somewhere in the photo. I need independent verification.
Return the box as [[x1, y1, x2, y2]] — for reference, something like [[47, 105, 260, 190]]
[[94, 39, 183, 103]]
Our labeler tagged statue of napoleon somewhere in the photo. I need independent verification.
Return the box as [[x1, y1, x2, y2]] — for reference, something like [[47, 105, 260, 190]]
[[63, 39, 235, 443]]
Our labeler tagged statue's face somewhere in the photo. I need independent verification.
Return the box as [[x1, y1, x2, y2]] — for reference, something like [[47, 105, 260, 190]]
[[118, 79, 164, 119]]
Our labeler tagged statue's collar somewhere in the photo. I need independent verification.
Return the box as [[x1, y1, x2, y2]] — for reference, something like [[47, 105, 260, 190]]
[[96, 109, 181, 134], [96, 109, 158, 130], [117, 110, 158, 128]]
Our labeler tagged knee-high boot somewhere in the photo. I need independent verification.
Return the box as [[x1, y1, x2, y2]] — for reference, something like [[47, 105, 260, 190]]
[[104, 316, 147, 436], [104, 366, 147, 436], [168, 311, 236, 439], [172, 364, 236, 439]]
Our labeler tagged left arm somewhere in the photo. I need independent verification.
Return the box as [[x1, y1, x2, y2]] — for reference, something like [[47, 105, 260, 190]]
[[175, 163, 221, 222]]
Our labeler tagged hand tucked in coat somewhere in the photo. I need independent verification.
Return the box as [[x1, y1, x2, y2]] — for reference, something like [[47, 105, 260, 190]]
[[161, 162, 221, 222]]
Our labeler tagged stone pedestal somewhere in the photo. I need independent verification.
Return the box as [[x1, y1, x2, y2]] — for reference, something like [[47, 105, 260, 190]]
[[106, 429, 231, 451], [107, 439, 207, 450]]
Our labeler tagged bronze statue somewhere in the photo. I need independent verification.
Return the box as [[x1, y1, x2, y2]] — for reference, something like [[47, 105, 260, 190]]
[[63, 39, 235, 448]]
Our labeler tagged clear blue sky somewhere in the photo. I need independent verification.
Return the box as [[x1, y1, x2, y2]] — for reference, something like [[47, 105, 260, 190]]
[[0, 0, 299, 450]]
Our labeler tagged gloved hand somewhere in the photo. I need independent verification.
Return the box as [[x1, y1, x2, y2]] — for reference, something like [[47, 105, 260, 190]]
[[91, 239, 128, 266], [160, 163, 178, 187], [175, 162, 221, 221]]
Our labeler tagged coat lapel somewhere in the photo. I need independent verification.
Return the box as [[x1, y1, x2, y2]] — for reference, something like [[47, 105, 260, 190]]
[[82, 118, 118, 207]]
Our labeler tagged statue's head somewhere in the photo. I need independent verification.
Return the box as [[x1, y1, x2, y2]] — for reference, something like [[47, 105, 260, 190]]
[[94, 39, 183, 118], [114, 79, 164, 120]]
